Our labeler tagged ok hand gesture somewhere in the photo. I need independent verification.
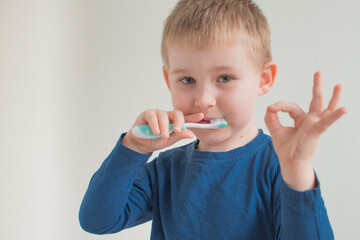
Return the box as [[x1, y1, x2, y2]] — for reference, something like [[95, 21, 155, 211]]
[[265, 72, 347, 191]]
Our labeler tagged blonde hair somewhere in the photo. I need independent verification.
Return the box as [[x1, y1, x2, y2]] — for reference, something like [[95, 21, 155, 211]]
[[161, 0, 272, 69]]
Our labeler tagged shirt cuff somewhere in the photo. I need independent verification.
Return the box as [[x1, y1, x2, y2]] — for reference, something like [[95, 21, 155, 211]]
[[280, 172, 324, 213], [110, 132, 153, 166]]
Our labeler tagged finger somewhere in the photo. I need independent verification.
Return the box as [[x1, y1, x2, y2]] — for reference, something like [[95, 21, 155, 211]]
[[168, 110, 185, 133], [309, 71, 324, 114], [157, 110, 170, 139], [264, 105, 283, 134], [269, 102, 305, 119], [144, 109, 160, 135], [327, 84, 343, 111], [313, 107, 347, 135], [184, 112, 205, 123]]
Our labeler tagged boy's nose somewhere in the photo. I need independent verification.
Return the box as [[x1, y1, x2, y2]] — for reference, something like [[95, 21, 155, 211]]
[[194, 87, 216, 109]]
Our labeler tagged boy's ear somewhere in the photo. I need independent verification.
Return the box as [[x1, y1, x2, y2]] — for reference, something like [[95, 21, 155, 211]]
[[163, 66, 171, 91], [258, 61, 277, 96]]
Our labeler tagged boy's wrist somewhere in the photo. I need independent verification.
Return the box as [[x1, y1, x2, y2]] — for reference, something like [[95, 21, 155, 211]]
[[121, 133, 152, 154], [280, 160, 316, 191]]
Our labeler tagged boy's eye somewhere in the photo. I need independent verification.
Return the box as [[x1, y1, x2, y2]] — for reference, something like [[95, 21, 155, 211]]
[[181, 77, 196, 85], [218, 75, 232, 83]]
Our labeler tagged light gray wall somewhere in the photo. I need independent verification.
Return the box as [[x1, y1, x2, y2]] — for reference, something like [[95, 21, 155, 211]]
[[1, 0, 359, 239]]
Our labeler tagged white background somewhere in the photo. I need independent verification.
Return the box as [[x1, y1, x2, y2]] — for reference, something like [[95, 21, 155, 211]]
[[1, 0, 359, 239]]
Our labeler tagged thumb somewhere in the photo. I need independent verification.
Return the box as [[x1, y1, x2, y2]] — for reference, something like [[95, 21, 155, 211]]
[[166, 129, 195, 146]]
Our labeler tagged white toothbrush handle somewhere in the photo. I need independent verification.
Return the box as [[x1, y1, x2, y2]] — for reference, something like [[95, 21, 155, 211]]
[[132, 124, 180, 139], [185, 123, 212, 129], [131, 119, 226, 139]]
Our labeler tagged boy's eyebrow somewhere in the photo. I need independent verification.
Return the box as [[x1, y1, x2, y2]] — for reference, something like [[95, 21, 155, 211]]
[[171, 66, 238, 75], [210, 66, 238, 72], [171, 68, 187, 75]]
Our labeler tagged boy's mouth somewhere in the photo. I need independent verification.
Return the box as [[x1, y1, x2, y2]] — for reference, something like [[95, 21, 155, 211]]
[[197, 118, 220, 124], [198, 119, 211, 124]]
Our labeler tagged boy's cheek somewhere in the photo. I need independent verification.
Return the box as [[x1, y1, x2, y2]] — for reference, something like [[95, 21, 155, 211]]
[[221, 94, 257, 118], [171, 94, 193, 113]]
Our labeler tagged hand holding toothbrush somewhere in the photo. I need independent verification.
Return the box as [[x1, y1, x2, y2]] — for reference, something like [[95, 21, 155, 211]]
[[122, 109, 205, 154]]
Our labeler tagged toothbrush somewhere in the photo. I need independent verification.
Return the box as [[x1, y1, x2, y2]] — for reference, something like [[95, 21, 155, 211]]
[[131, 118, 227, 139]]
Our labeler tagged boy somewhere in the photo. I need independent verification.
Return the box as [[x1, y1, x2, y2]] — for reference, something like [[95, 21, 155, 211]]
[[79, 0, 346, 239]]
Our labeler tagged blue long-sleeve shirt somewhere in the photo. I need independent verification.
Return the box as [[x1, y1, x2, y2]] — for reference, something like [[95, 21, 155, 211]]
[[79, 129, 334, 239]]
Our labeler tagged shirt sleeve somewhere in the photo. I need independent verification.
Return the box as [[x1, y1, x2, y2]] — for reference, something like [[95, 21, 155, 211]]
[[79, 133, 155, 234], [272, 166, 334, 239]]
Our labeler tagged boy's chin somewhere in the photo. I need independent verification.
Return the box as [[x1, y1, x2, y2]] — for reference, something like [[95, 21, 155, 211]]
[[193, 126, 256, 151], [193, 130, 232, 151]]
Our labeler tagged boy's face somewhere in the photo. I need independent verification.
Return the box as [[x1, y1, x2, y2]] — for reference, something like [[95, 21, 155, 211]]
[[163, 42, 275, 151]]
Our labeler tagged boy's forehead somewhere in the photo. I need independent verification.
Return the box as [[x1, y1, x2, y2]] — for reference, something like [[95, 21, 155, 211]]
[[167, 41, 259, 72]]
